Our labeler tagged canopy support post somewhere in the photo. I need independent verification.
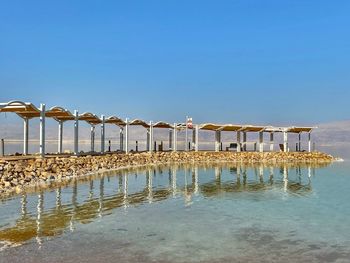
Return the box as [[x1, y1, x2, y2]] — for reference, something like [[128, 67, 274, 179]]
[[243, 132, 247, 151], [195, 124, 199, 152], [149, 121, 153, 152], [236, 131, 241, 152], [298, 132, 301, 152], [23, 117, 29, 155], [283, 131, 288, 152], [119, 127, 124, 151], [173, 123, 177, 152], [90, 125, 95, 152], [100, 115, 105, 153], [308, 132, 311, 152], [259, 131, 264, 152], [125, 118, 129, 153], [269, 132, 274, 152], [58, 120, 63, 154], [39, 104, 46, 158], [73, 110, 79, 155]]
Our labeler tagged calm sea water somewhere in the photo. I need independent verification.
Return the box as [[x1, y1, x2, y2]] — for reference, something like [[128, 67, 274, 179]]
[[0, 159, 350, 263]]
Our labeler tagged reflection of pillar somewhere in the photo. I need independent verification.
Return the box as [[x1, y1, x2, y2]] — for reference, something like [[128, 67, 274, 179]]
[[23, 117, 29, 155], [308, 166, 312, 178], [89, 180, 94, 199], [259, 165, 264, 183], [194, 166, 199, 194], [36, 192, 44, 247], [123, 175, 128, 208], [56, 188, 61, 208], [70, 180, 77, 232], [21, 194, 27, 218], [99, 177, 104, 217], [171, 166, 177, 196], [184, 168, 192, 205], [283, 166, 288, 192], [147, 169, 153, 203], [269, 167, 274, 184]]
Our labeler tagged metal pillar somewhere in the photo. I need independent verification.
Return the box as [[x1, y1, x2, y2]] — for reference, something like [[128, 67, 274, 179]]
[[39, 104, 46, 158], [283, 131, 288, 152], [259, 131, 264, 152], [236, 131, 241, 152], [269, 132, 274, 151], [298, 133, 301, 152], [119, 127, 124, 151], [243, 132, 247, 151], [58, 120, 63, 154], [101, 115, 105, 153], [73, 110, 79, 155], [215, 130, 221, 152], [90, 125, 95, 152], [23, 117, 29, 155], [308, 132, 311, 152], [146, 128, 150, 151], [195, 124, 199, 152], [149, 121, 153, 152], [185, 116, 188, 151], [169, 129, 173, 150], [125, 118, 129, 153], [173, 123, 177, 152]]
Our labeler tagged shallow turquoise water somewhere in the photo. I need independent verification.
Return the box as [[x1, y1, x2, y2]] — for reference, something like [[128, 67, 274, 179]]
[[0, 161, 350, 263]]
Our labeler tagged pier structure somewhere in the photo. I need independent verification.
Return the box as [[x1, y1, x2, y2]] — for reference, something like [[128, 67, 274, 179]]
[[0, 100, 315, 158]]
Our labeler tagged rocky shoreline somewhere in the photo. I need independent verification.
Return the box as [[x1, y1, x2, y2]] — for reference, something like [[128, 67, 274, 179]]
[[0, 151, 334, 196]]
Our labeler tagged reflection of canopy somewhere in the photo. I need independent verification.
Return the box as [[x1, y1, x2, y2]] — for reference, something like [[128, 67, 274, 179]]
[[105, 116, 126, 127], [79, 112, 101, 125]]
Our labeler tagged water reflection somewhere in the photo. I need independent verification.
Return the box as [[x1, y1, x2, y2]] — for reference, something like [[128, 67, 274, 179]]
[[0, 162, 328, 249]]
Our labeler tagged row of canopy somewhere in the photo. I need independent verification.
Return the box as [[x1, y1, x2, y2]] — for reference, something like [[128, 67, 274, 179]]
[[0, 100, 176, 129], [0, 100, 314, 133]]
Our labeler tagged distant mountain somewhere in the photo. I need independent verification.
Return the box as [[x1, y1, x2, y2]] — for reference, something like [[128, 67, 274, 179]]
[[1, 119, 350, 146]]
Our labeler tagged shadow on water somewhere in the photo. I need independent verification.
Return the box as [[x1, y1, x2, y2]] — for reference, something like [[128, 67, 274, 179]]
[[0, 162, 328, 249]]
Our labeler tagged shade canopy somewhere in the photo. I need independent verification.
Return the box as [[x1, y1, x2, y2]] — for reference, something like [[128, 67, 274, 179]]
[[0, 100, 40, 119], [153, 121, 173, 129], [79, 112, 101, 125], [129, 119, 150, 128], [105, 116, 126, 127]]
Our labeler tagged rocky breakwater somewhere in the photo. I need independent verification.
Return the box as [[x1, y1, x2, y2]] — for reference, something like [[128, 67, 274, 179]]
[[0, 151, 333, 195]]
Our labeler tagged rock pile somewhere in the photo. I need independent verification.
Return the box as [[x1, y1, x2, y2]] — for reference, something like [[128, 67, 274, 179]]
[[0, 151, 333, 195]]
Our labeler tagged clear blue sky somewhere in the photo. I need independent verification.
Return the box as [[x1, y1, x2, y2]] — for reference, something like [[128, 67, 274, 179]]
[[1, 0, 349, 125]]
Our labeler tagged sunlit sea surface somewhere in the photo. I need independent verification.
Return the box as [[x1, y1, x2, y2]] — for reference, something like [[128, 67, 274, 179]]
[[0, 148, 350, 262]]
